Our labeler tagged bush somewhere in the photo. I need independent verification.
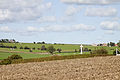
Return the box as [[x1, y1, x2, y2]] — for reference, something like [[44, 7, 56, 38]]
[[91, 48, 108, 54], [29, 49, 32, 52], [0, 54, 23, 65], [41, 45, 47, 50], [83, 48, 89, 51], [0, 59, 12, 65], [13, 46, 17, 49], [89, 49, 91, 51], [74, 49, 77, 52], [47, 46, 56, 54], [38, 48, 41, 50], [32, 47, 35, 50], [11, 54, 113, 64], [20, 46, 23, 49], [57, 48, 62, 53], [24, 46, 30, 49], [8, 54, 23, 60]]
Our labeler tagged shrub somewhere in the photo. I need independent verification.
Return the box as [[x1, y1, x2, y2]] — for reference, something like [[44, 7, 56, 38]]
[[24, 46, 30, 49], [89, 49, 91, 51], [13, 46, 17, 49], [0, 59, 12, 65], [57, 48, 62, 53], [83, 48, 89, 51], [41, 45, 47, 50], [74, 49, 77, 52], [11, 54, 113, 64], [91, 48, 108, 54], [47, 46, 56, 55], [0, 54, 23, 65], [8, 54, 23, 60], [29, 49, 32, 52], [32, 47, 35, 50], [20, 46, 23, 49], [38, 48, 41, 50]]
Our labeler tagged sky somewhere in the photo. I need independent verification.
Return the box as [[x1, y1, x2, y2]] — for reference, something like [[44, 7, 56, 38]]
[[0, 0, 120, 44]]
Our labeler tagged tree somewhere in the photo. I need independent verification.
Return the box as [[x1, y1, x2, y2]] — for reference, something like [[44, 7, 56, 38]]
[[24, 46, 30, 49], [107, 43, 110, 47], [110, 42, 115, 47], [118, 43, 120, 47], [117, 40, 120, 47], [42, 41, 45, 44], [20, 46, 23, 49], [47, 46, 56, 54], [41, 45, 46, 50], [57, 48, 62, 53]]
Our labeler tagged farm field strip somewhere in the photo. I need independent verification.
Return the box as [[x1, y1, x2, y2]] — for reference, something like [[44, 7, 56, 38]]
[[0, 56, 120, 80]]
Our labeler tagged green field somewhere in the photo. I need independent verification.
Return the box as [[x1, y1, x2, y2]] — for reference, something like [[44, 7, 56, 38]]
[[0, 52, 51, 60], [0, 43, 119, 60]]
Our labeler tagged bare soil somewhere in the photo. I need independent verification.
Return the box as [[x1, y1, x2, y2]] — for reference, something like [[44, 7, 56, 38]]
[[0, 56, 120, 80]]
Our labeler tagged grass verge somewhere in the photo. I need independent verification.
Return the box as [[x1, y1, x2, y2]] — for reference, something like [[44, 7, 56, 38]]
[[2, 54, 113, 65]]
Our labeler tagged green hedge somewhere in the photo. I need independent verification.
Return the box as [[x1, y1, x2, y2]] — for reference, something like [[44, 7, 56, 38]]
[[0, 54, 23, 65], [11, 54, 113, 64]]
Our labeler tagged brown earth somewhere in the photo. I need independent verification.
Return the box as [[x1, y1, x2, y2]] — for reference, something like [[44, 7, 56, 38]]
[[0, 56, 120, 80]]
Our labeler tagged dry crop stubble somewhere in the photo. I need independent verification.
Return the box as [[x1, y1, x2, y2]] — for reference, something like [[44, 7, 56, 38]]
[[0, 56, 120, 80]]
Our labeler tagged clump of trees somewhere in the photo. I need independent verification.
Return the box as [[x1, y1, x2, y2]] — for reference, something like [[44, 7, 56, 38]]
[[37, 41, 46, 44], [0, 44, 17, 49], [0, 39, 18, 43], [107, 42, 115, 47]]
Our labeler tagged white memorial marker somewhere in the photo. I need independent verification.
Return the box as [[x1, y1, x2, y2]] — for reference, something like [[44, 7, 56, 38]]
[[80, 44, 83, 54]]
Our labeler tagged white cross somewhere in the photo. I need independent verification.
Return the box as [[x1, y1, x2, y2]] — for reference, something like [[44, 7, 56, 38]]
[[80, 44, 83, 54]]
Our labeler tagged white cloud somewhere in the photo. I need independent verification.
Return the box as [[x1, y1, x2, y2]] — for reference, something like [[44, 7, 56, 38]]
[[27, 26, 38, 32], [65, 6, 82, 16], [73, 24, 95, 31], [100, 21, 120, 30], [26, 24, 95, 32], [111, 17, 120, 21], [0, 26, 11, 32], [85, 7, 117, 17], [61, 0, 120, 5], [0, 0, 52, 23], [37, 16, 56, 23], [105, 30, 114, 34]]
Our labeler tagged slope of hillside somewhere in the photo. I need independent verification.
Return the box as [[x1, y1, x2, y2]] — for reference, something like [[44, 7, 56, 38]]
[[0, 56, 120, 80]]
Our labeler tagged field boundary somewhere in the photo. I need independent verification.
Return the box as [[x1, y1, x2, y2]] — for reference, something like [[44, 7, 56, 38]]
[[9, 54, 113, 65], [0, 50, 49, 54]]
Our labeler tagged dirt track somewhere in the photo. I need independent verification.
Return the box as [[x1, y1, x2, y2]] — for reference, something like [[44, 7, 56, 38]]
[[0, 56, 120, 80]]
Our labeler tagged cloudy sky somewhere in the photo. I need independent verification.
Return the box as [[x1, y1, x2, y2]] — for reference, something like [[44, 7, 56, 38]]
[[0, 0, 120, 44]]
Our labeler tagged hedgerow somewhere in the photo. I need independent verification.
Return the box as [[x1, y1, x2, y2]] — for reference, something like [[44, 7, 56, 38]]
[[11, 54, 113, 64]]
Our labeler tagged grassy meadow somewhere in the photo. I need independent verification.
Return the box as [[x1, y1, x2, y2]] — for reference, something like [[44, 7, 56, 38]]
[[0, 43, 119, 60]]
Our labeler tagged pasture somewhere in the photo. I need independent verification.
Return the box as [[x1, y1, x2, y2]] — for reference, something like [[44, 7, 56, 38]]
[[0, 43, 119, 60]]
